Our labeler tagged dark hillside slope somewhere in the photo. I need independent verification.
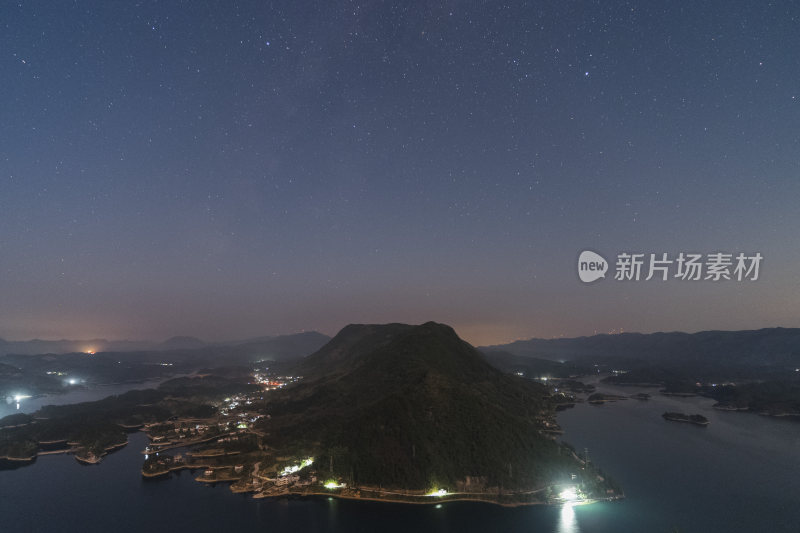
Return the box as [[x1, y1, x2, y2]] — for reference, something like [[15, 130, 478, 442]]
[[260, 322, 579, 491]]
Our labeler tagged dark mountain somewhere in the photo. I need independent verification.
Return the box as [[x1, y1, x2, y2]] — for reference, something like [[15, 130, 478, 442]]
[[295, 323, 416, 377], [481, 350, 593, 378], [259, 322, 580, 491], [233, 331, 331, 363], [482, 328, 800, 369], [159, 336, 205, 350]]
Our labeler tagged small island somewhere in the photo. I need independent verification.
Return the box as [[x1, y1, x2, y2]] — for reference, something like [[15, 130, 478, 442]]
[[587, 393, 628, 405], [662, 412, 709, 426]]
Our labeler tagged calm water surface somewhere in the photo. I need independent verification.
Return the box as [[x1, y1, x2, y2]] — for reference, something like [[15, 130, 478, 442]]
[[0, 379, 178, 419]]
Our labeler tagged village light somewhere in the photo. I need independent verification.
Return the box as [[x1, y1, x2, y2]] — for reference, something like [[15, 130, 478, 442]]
[[280, 457, 314, 477]]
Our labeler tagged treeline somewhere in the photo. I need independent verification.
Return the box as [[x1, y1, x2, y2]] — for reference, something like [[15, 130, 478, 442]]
[[705, 381, 800, 415]]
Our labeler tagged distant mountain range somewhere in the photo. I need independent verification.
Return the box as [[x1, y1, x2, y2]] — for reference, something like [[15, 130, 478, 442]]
[[481, 327, 800, 369], [0, 331, 332, 398], [0, 332, 330, 359]]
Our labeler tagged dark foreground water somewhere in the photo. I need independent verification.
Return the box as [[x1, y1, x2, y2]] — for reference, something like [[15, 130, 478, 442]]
[[1, 383, 798, 533]]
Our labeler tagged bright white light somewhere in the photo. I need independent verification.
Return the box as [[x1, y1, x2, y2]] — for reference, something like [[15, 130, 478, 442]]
[[427, 488, 448, 497], [558, 502, 579, 533], [280, 457, 314, 477], [68, 379, 77, 385], [324, 481, 345, 490], [559, 487, 578, 501]]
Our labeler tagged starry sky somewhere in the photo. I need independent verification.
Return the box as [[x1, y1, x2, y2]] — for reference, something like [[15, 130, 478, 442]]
[[2, 1, 799, 346]]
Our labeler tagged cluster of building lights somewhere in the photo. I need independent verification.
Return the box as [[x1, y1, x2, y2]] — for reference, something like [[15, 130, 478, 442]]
[[558, 486, 587, 503], [280, 457, 314, 477], [252, 372, 303, 391]]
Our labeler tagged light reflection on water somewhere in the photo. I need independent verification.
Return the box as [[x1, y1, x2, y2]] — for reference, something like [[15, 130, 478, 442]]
[[558, 504, 580, 533]]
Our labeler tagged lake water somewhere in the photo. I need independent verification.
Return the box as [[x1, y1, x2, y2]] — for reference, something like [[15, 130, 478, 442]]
[[555, 383, 800, 532], [0, 379, 176, 419], [1, 382, 798, 532]]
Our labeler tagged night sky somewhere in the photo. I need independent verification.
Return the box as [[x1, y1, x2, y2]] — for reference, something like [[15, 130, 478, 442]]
[[2, 1, 799, 345]]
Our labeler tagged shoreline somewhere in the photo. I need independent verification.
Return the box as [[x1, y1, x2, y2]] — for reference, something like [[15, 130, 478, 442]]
[[253, 488, 624, 508], [141, 461, 624, 509], [0, 454, 36, 462], [75, 440, 129, 464], [142, 464, 210, 478]]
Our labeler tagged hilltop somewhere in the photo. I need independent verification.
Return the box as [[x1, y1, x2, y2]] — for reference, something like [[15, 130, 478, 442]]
[[259, 322, 600, 494]]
